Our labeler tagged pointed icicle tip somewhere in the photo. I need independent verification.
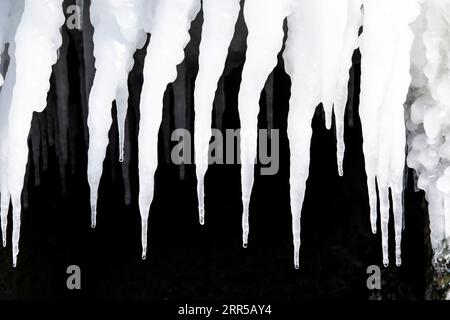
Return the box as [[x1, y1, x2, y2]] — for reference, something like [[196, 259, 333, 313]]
[[199, 208, 205, 225], [371, 223, 377, 234], [91, 204, 97, 229]]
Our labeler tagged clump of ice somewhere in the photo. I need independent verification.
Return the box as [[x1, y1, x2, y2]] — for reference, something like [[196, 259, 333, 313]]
[[407, 0, 450, 256]]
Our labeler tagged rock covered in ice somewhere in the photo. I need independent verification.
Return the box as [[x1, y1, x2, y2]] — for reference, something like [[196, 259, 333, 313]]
[[407, 0, 450, 259]]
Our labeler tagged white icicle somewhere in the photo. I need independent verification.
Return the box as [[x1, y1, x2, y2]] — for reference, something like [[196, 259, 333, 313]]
[[87, 0, 145, 228], [138, 0, 201, 260], [359, 0, 420, 266], [406, 0, 450, 262], [333, 0, 363, 176], [238, 0, 293, 250], [6, 0, 64, 266], [194, 0, 240, 225], [0, 0, 22, 249]]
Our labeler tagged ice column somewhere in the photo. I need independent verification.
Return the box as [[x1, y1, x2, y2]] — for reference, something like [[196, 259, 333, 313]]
[[138, 0, 201, 259], [194, 0, 240, 225], [88, 0, 146, 228]]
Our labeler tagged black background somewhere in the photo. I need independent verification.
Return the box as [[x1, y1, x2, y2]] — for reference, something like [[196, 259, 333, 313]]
[[0, 1, 433, 300]]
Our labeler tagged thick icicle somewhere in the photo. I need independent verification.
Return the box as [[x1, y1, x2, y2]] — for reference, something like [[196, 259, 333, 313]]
[[283, 0, 362, 268], [238, 0, 293, 249], [87, 0, 145, 228], [7, 0, 64, 266], [0, 0, 18, 248], [359, 0, 420, 266], [194, 0, 240, 225], [138, 0, 201, 260]]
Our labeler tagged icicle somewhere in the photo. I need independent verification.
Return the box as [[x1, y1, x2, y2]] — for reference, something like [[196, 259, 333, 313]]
[[359, 0, 420, 266], [238, 0, 292, 250], [6, 0, 64, 266], [334, 0, 363, 176], [87, 0, 145, 228], [194, 0, 240, 225], [0, 0, 23, 250], [138, 0, 201, 260]]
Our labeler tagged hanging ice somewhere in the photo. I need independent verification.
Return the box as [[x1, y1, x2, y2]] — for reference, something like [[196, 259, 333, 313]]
[[194, 0, 240, 225], [138, 0, 201, 259], [0, 0, 22, 249], [283, 0, 363, 268], [358, 0, 420, 267], [87, 0, 146, 228], [238, 0, 293, 250], [6, 0, 64, 266]]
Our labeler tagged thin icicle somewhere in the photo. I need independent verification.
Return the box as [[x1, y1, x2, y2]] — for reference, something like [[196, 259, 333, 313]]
[[138, 0, 201, 260], [359, 0, 420, 266], [87, 0, 145, 228], [7, 0, 64, 266], [239, 0, 293, 249], [334, 0, 363, 176], [194, 0, 240, 225]]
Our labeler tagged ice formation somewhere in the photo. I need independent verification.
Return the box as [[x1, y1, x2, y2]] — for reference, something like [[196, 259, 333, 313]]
[[194, 0, 240, 225], [360, 0, 421, 267], [407, 0, 450, 263], [0, 0, 65, 266], [138, 0, 201, 259], [0, 0, 449, 272], [87, 0, 146, 228]]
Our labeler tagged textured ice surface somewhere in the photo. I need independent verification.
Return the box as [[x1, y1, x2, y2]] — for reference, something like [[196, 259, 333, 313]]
[[407, 0, 450, 263]]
